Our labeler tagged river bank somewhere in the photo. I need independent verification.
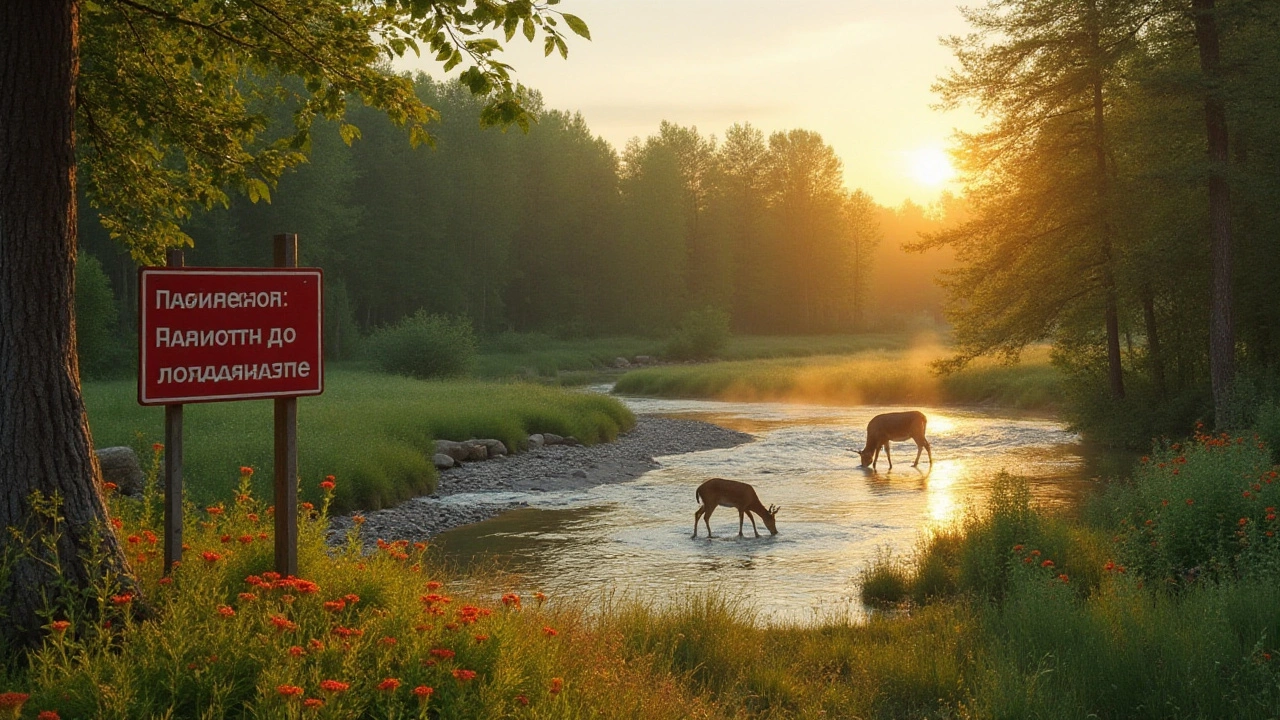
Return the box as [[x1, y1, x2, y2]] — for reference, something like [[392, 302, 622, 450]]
[[326, 415, 753, 544]]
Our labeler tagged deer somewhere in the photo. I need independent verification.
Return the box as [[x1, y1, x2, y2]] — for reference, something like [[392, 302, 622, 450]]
[[857, 411, 932, 470], [692, 478, 779, 538]]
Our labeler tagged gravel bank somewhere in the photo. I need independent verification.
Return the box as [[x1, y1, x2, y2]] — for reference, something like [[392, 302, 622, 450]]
[[327, 415, 752, 545]]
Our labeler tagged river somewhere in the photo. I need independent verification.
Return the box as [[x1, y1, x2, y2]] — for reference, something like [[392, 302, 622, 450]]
[[435, 395, 1103, 623]]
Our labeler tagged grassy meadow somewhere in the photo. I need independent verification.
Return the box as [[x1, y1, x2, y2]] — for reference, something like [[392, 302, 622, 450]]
[[6, 429, 1280, 718], [615, 342, 1062, 410], [84, 370, 633, 512]]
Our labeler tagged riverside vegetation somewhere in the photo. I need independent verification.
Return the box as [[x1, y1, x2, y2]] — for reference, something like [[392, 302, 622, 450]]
[[4, 425, 1280, 717], [83, 371, 634, 513]]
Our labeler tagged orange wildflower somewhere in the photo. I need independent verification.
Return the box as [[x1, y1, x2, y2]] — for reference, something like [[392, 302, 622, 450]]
[[452, 669, 477, 682], [377, 678, 401, 692], [278, 685, 304, 697], [319, 680, 349, 694]]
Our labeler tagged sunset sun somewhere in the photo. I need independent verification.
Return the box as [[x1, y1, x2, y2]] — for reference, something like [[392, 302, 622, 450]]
[[907, 145, 957, 187]]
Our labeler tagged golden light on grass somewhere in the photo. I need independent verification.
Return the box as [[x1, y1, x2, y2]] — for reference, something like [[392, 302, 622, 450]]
[[906, 145, 956, 187]]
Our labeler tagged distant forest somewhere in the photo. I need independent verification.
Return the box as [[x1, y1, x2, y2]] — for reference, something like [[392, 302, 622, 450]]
[[79, 75, 958, 353]]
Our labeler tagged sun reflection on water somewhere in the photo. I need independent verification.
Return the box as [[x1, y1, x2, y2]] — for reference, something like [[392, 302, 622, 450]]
[[924, 459, 964, 525]]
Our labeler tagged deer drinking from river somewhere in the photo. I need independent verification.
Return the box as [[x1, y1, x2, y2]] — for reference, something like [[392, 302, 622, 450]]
[[692, 478, 779, 538], [857, 411, 933, 470]]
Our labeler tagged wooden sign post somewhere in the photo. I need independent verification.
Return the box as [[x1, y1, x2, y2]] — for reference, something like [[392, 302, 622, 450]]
[[273, 233, 299, 577], [163, 248, 184, 573], [138, 236, 323, 577]]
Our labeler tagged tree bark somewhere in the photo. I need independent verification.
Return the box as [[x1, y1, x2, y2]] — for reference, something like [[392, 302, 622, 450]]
[[0, 0, 133, 647], [1191, 0, 1234, 427], [1087, 5, 1125, 400]]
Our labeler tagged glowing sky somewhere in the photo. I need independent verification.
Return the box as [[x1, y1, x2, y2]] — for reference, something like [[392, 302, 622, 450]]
[[397, 0, 982, 207]]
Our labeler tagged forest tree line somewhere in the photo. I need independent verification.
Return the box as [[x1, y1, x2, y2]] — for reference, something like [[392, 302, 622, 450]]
[[921, 0, 1280, 440], [78, 75, 955, 364]]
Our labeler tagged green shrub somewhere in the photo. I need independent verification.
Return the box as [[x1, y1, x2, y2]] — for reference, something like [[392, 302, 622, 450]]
[[858, 548, 912, 605], [366, 311, 477, 379], [1106, 428, 1280, 584], [75, 252, 128, 379], [665, 307, 731, 361]]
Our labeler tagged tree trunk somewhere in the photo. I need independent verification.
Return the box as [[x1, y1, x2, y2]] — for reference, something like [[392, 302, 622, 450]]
[[1191, 0, 1235, 428], [0, 0, 133, 647], [1088, 21, 1125, 399]]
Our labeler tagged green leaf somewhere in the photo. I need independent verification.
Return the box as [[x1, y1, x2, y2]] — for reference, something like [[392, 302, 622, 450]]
[[562, 13, 590, 40], [544, 35, 556, 57], [246, 178, 270, 204], [338, 123, 362, 146], [523, 16, 535, 42]]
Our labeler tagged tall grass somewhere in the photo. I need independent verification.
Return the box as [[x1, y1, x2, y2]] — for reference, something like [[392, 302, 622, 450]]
[[84, 371, 634, 512], [615, 344, 1062, 410], [473, 334, 662, 380]]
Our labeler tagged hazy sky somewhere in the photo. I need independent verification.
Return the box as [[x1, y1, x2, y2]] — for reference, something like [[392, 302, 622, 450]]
[[398, 0, 983, 207]]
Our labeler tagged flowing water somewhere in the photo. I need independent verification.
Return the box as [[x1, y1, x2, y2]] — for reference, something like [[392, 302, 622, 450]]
[[435, 394, 1105, 623]]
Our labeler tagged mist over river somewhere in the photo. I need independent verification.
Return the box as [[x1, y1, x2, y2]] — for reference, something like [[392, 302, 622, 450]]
[[435, 394, 1102, 623]]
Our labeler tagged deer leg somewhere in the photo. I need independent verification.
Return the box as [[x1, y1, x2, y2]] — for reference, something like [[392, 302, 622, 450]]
[[693, 506, 704, 538], [913, 442, 923, 467], [703, 505, 716, 537], [747, 511, 761, 537], [738, 509, 745, 537], [884, 442, 893, 470], [925, 439, 933, 465]]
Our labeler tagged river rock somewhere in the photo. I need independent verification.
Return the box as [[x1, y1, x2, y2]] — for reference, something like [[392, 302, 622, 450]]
[[571, 469, 588, 479], [562, 436, 581, 446], [432, 453, 456, 470], [542, 433, 564, 445], [465, 442, 488, 461], [478, 439, 508, 457], [527, 433, 545, 449], [96, 447, 145, 496], [613, 356, 631, 368], [634, 355, 652, 365], [434, 440, 469, 462]]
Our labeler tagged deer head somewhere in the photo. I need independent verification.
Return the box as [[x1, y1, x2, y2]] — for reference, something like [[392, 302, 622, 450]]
[[763, 504, 780, 535]]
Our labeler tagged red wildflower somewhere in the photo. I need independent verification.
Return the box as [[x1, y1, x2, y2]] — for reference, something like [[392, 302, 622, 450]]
[[153, 442, 164, 452], [50, 620, 70, 634], [380, 636, 397, 646], [270, 616, 297, 632], [534, 591, 547, 603], [247, 513, 260, 523], [344, 594, 360, 605], [309, 639, 324, 650], [323, 600, 346, 613], [207, 505, 224, 516], [300, 502, 314, 511], [158, 576, 173, 586], [1186, 498, 1195, 506], [126, 534, 140, 544], [303, 698, 323, 709], [452, 669, 477, 682], [474, 634, 489, 643], [549, 677, 563, 695], [543, 626, 559, 637], [430, 648, 455, 660], [1240, 517, 1250, 526], [221, 534, 232, 544], [1058, 574, 1069, 583], [111, 593, 134, 605], [240, 466, 253, 477], [352, 515, 365, 525], [319, 680, 349, 694], [262, 571, 281, 582], [238, 535, 254, 544], [143, 530, 157, 544], [426, 580, 443, 590], [103, 482, 118, 493], [0, 693, 30, 711], [277, 685, 304, 698], [1041, 559, 1054, 568], [38, 711, 59, 720], [319, 480, 335, 492], [515, 694, 529, 706], [377, 678, 401, 692], [111, 518, 123, 530], [501, 592, 521, 608], [217, 605, 235, 618], [201, 551, 221, 563], [413, 686, 434, 701]]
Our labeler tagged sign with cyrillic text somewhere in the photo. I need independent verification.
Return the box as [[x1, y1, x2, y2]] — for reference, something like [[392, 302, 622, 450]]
[[138, 268, 324, 405]]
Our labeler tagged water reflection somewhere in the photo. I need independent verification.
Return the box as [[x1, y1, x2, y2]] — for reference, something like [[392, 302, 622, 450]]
[[435, 397, 1104, 623]]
